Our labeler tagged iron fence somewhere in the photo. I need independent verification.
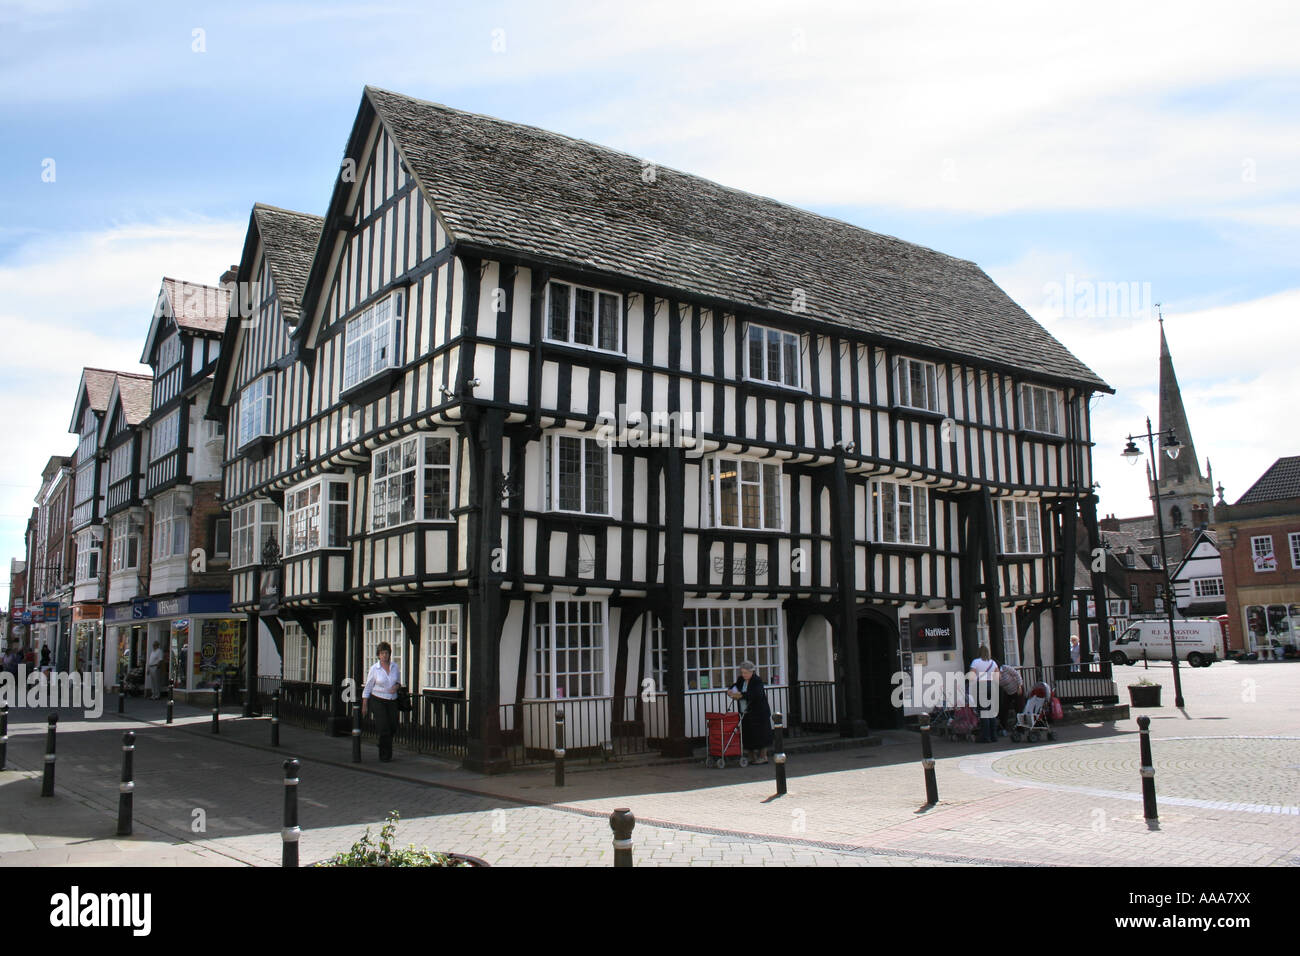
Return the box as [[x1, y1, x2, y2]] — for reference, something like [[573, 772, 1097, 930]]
[[1015, 663, 1118, 705], [361, 691, 469, 759]]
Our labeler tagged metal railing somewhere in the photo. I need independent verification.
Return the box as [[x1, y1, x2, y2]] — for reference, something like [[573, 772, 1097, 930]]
[[1014, 663, 1118, 705], [499, 696, 655, 766], [361, 691, 469, 759], [259, 678, 333, 732]]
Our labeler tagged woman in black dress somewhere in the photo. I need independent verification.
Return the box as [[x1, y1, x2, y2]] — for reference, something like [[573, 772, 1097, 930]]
[[727, 661, 773, 764]]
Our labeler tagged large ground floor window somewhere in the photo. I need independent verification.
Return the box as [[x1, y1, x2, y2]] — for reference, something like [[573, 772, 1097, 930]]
[[532, 597, 606, 699], [363, 613, 405, 682], [683, 605, 784, 690], [281, 620, 335, 683]]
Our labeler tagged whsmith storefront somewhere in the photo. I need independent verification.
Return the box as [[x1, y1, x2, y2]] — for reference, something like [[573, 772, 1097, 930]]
[[104, 593, 246, 702]]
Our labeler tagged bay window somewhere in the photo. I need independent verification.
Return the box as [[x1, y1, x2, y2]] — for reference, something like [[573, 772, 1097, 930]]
[[370, 434, 453, 531], [150, 410, 180, 461], [543, 433, 609, 516], [109, 442, 132, 483], [532, 597, 606, 699], [152, 492, 188, 561], [873, 480, 929, 546], [231, 499, 281, 568], [239, 374, 275, 448], [110, 516, 139, 572], [75, 528, 102, 583], [342, 290, 404, 390], [284, 476, 350, 556], [703, 456, 783, 530]]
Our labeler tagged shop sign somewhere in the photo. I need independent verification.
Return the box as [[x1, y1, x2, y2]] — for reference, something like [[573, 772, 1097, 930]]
[[156, 598, 182, 617], [259, 567, 281, 614], [44, 602, 60, 621], [72, 604, 103, 622], [909, 612, 955, 652]]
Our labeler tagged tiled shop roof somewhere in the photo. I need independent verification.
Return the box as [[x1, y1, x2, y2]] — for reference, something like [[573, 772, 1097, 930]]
[[1237, 456, 1300, 504], [160, 278, 231, 334], [363, 86, 1110, 391], [252, 204, 323, 325], [115, 372, 154, 426]]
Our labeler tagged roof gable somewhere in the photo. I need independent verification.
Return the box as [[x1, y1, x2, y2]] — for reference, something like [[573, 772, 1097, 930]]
[[140, 277, 231, 364], [68, 367, 120, 432], [342, 86, 1108, 390], [1237, 456, 1300, 504]]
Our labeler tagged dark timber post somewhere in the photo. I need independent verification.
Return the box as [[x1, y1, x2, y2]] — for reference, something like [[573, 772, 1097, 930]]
[[1053, 498, 1079, 667], [330, 607, 349, 735], [610, 808, 635, 867], [41, 713, 57, 797], [1080, 493, 1113, 678], [1137, 715, 1158, 822], [659, 447, 691, 757], [461, 399, 511, 774], [282, 758, 300, 867], [830, 451, 866, 737], [116, 731, 135, 836], [244, 612, 259, 718], [979, 489, 1006, 665]]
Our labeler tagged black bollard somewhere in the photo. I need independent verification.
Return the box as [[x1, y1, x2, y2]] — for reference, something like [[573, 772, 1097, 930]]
[[772, 712, 788, 796], [117, 731, 135, 836], [41, 713, 57, 797], [211, 688, 220, 734], [554, 709, 566, 787], [282, 758, 300, 867], [1137, 715, 1158, 822], [919, 714, 940, 805], [166, 683, 174, 725], [271, 692, 280, 747], [609, 808, 635, 867], [1, 705, 7, 771], [118, 686, 125, 714], [1143, 648, 1149, 671], [352, 704, 362, 763]]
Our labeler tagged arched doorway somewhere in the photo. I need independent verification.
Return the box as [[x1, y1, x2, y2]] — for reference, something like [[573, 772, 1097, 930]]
[[857, 610, 901, 730]]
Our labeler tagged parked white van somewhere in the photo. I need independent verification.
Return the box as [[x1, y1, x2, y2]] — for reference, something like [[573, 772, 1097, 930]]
[[1111, 620, 1222, 667]]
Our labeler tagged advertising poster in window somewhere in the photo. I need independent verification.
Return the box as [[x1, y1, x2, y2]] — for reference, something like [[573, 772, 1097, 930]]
[[217, 619, 241, 667], [199, 620, 219, 676]]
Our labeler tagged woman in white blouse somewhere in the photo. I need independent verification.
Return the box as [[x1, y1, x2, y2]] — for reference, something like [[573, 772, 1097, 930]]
[[362, 642, 401, 762]]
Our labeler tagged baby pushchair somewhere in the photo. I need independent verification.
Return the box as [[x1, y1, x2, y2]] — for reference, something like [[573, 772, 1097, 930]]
[[948, 704, 979, 742], [1010, 682, 1057, 743]]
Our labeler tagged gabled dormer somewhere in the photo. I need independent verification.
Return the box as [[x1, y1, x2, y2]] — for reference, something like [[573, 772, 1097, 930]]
[[99, 372, 154, 517], [68, 367, 119, 531]]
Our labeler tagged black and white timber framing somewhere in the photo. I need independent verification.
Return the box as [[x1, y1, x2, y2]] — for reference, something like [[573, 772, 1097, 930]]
[[209, 87, 1115, 771]]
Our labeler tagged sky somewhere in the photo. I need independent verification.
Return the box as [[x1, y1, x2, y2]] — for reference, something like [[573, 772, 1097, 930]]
[[1, 0, 1297, 605]]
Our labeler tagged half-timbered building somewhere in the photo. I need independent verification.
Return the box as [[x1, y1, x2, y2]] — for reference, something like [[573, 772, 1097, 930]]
[[136, 277, 240, 700], [214, 88, 1114, 771], [98, 371, 155, 684]]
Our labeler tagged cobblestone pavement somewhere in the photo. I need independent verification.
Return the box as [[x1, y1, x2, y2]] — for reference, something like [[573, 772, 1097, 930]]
[[2, 660, 1298, 867]]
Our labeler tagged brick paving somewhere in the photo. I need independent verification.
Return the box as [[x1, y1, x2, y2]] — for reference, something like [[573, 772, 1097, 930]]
[[2, 660, 1298, 867]]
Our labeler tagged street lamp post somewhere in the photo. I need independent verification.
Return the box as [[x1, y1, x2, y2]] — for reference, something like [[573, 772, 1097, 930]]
[[1122, 417, 1186, 708]]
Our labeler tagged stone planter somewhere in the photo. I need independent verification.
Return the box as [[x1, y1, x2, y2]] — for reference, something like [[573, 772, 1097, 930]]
[[1128, 684, 1162, 708]]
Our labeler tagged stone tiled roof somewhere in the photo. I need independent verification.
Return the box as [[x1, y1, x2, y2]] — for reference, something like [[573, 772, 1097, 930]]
[[1237, 456, 1300, 504], [115, 372, 154, 426], [252, 204, 323, 325], [160, 278, 230, 334], [363, 87, 1110, 391], [80, 368, 118, 412]]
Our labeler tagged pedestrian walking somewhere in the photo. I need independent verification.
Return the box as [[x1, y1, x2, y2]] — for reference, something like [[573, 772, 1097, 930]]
[[1069, 634, 1081, 673], [968, 646, 1000, 743], [361, 642, 401, 762], [39, 644, 51, 671], [2, 643, 19, 676], [145, 641, 164, 699], [726, 661, 773, 764]]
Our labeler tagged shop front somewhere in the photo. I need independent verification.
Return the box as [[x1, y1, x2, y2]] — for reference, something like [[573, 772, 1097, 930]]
[[124, 592, 246, 703], [71, 603, 103, 674], [1244, 603, 1300, 659]]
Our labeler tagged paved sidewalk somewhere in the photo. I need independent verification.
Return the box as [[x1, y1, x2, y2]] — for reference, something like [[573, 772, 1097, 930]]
[[2, 660, 1298, 866]]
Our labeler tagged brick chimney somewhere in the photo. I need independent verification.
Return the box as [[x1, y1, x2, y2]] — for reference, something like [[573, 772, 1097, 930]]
[[1099, 513, 1120, 532], [219, 265, 238, 288], [1190, 502, 1209, 528]]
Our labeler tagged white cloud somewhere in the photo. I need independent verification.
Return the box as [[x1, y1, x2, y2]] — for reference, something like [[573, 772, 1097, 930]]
[[0, 218, 244, 570]]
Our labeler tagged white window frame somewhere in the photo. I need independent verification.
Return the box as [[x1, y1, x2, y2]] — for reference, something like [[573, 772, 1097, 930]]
[[977, 608, 1019, 667], [422, 606, 461, 691], [110, 515, 139, 573], [282, 622, 311, 682], [369, 433, 455, 532], [284, 476, 350, 557], [151, 492, 188, 561], [75, 528, 102, 584], [150, 410, 180, 462], [231, 499, 282, 569], [109, 442, 132, 484], [342, 290, 405, 391], [1289, 531, 1300, 570], [544, 280, 622, 354], [1019, 384, 1062, 436], [77, 407, 97, 464], [998, 498, 1043, 555], [744, 323, 802, 389], [530, 596, 607, 700], [238, 373, 275, 449], [702, 455, 784, 531], [543, 432, 611, 517], [314, 621, 334, 684], [1192, 577, 1225, 598], [873, 480, 929, 546], [682, 603, 785, 691], [363, 613, 405, 684], [158, 333, 181, 371], [1252, 535, 1276, 572], [895, 356, 941, 412]]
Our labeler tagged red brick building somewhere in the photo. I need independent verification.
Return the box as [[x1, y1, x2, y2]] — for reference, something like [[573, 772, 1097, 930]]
[[1214, 457, 1300, 658]]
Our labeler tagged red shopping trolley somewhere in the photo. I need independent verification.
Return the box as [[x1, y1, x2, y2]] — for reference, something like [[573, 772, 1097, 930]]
[[704, 711, 748, 769]]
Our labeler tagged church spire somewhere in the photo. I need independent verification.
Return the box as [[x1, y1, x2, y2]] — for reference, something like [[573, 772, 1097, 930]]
[[1157, 315, 1203, 484]]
